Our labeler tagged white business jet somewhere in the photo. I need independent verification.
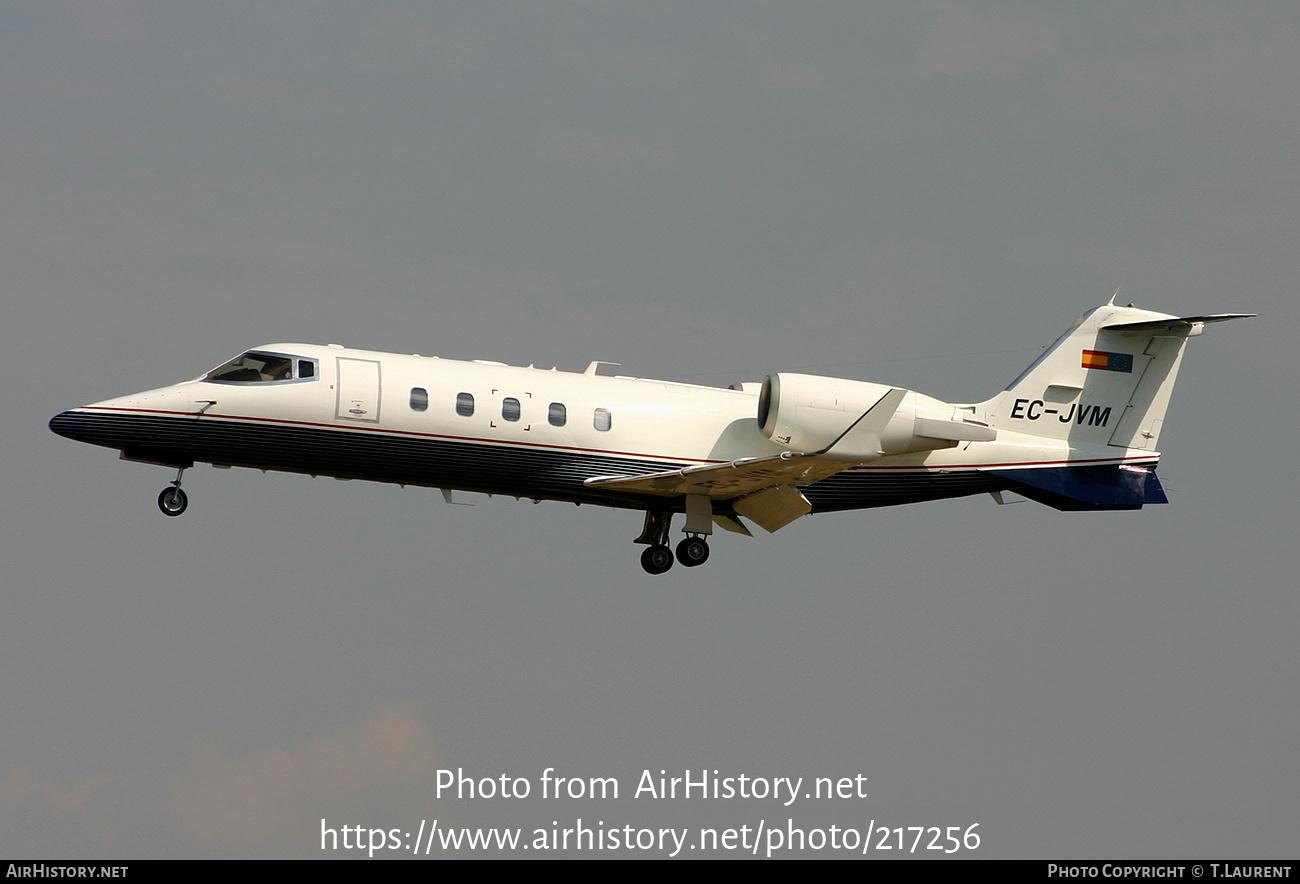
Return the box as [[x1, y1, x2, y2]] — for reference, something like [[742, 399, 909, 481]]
[[50, 301, 1250, 573]]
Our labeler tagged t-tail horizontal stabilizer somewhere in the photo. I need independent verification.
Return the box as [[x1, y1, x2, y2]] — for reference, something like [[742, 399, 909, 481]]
[[1100, 313, 1256, 333]]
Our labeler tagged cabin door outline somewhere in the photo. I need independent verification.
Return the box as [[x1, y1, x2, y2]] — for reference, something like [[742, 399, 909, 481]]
[[335, 357, 381, 422]]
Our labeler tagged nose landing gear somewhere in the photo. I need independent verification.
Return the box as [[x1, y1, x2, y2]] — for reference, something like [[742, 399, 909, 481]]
[[158, 467, 189, 516]]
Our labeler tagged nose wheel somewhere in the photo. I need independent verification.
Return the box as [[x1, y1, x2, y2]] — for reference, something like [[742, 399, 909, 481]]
[[157, 467, 189, 516], [158, 487, 188, 516]]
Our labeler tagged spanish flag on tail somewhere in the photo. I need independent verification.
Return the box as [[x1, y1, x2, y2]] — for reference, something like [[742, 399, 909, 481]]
[[1081, 349, 1133, 373]]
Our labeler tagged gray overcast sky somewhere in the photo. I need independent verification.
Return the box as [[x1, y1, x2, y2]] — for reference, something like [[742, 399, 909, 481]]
[[3, 2, 1295, 858]]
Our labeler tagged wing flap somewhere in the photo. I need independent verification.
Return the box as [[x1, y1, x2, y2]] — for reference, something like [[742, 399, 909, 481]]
[[732, 485, 812, 533]]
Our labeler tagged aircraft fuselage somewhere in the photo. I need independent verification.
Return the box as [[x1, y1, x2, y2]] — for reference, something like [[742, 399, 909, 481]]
[[50, 345, 1025, 511], [51, 303, 1249, 572]]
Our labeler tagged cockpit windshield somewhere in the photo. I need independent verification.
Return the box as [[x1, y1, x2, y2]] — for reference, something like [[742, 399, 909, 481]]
[[204, 351, 317, 384]]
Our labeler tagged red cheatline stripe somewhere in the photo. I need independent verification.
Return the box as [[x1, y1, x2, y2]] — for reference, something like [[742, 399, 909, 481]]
[[75, 406, 1158, 473]]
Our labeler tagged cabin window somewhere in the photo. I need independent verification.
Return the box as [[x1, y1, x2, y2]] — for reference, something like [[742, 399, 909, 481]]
[[502, 397, 521, 421], [410, 388, 428, 411], [593, 407, 612, 431], [456, 392, 475, 417], [204, 351, 317, 384], [548, 402, 567, 427]]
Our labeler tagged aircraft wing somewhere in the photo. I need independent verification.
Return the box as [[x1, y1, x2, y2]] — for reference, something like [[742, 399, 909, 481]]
[[584, 387, 906, 532], [584, 448, 854, 498]]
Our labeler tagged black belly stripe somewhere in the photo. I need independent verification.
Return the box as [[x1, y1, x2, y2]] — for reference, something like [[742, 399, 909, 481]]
[[50, 411, 1015, 513]]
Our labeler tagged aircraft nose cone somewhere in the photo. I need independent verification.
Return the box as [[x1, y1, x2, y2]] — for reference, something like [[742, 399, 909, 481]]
[[49, 410, 84, 441]]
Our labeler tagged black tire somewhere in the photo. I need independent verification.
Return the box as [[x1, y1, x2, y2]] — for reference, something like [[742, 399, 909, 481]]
[[158, 487, 188, 517], [676, 536, 710, 567], [641, 544, 674, 574]]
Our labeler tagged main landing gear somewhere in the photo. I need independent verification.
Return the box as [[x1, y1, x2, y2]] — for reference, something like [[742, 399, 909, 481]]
[[157, 466, 189, 516], [675, 535, 710, 567], [640, 543, 675, 575], [635, 510, 711, 574]]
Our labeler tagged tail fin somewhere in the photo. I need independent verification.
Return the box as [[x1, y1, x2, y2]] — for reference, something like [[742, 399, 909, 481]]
[[981, 305, 1253, 451]]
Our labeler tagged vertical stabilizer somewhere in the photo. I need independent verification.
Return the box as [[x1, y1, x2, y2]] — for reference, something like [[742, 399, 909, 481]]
[[980, 305, 1251, 451]]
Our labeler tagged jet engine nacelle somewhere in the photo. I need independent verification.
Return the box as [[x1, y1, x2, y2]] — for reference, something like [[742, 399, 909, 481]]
[[757, 372, 997, 460], [757, 373, 905, 459]]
